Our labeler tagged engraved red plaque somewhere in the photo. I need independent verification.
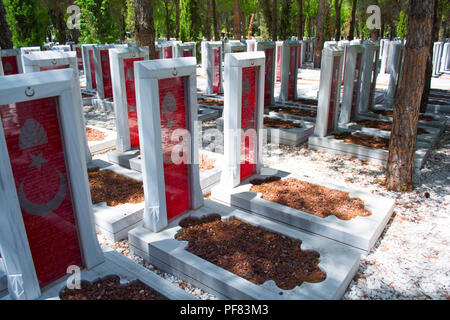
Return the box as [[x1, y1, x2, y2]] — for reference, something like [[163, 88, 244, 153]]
[[249, 43, 255, 51], [264, 48, 274, 106], [158, 77, 190, 220], [287, 46, 297, 100], [276, 46, 282, 82], [124, 57, 144, 147], [88, 50, 97, 89], [1, 56, 19, 75], [163, 46, 173, 59], [240, 67, 257, 180], [40, 65, 70, 72], [0, 97, 82, 288], [350, 53, 362, 118], [328, 56, 340, 133], [76, 47, 83, 70], [100, 50, 113, 98], [182, 49, 193, 57], [212, 48, 220, 93]]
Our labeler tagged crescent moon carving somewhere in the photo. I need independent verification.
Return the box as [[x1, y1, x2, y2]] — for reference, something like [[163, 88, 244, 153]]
[[18, 169, 67, 216]]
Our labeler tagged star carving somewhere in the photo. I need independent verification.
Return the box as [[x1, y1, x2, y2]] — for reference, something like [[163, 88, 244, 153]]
[[29, 152, 48, 171]]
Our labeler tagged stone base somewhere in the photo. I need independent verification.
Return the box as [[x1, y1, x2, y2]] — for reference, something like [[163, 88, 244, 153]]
[[211, 170, 395, 253], [264, 118, 315, 146], [33, 247, 196, 300], [198, 107, 220, 122], [88, 159, 144, 242], [308, 133, 430, 169], [82, 93, 96, 106], [107, 149, 140, 169], [268, 108, 317, 123], [87, 126, 117, 154], [128, 199, 361, 300], [92, 97, 114, 111], [0, 259, 7, 298], [425, 103, 450, 114]]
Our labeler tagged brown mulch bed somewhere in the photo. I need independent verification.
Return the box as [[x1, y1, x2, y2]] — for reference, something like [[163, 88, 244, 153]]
[[355, 120, 429, 135], [250, 177, 372, 221], [199, 154, 216, 170], [86, 127, 106, 142], [176, 215, 326, 290], [60, 275, 168, 300], [371, 109, 436, 122], [88, 168, 144, 206], [292, 98, 318, 106], [333, 132, 390, 150], [270, 106, 317, 118], [82, 93, 94, 98], [264, 117, 300, 129], [198, 98, 224, 107], [428, 99, 448, 105]]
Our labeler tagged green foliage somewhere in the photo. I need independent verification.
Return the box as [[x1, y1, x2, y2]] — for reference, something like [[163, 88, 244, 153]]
[[3, 0, 49, 47], [397, 10, 408, 40], [75, 0, 121, 43]]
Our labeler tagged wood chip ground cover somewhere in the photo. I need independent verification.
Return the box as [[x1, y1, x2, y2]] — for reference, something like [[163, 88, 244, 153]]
[[264, 117, 301, 129], [176, 215, 326, 290], [333, 132, 390, 150], [249, 177, 372, 220], [59, 275, 168, 300], [270, 106, 317, 118], [88, 168, 144, 206], [86, 127, 106, 141]]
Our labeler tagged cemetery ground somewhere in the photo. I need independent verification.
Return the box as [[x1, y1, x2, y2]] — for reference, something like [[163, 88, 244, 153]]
[[84, 71, 450, 299]]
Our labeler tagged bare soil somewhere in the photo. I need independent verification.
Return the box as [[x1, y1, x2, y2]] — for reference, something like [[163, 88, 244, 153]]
[[59, 275, 168, 300], [198, 98, 224, 107], [264, 117, 300, 129], [371, 109, 436, 122], [250, 177, 372, 220], [88, 168, 144, 206], [86, 127, 106, 141], [333, 132, 390, 150], [176, 215, 326, 290], [356, 120, 429, 135], [270, 106, 317, 118], [200, 153, 216, 170]]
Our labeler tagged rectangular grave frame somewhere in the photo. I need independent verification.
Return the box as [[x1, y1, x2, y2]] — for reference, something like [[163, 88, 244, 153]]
[[86, 125, 117, 154], [357, 41, 380, 114], [279, 40, 300, 103], [132, 57, 204, 232], [275, 41, 283, 82], [19, 47, 40, 71], [22, 50, 93, 164], [0, 49, 23, 75], [93, 44, 116, 99], [81, 44, 96, 92], [263, 115, 315, 146], [109, 46, 149, 152], [73, 44, 84, 71], [224, 41, 247, 54], [128, 198, 361, 300], [256, 41, 276, 108], [0, 69, 104, 300], [175, 42, 196, 58], [339, 44, 365, 125], [204, 41, 224, 95]]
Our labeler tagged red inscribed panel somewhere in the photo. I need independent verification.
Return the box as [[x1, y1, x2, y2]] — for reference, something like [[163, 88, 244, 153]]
[[350, 53, 362, 118], [240, 67, 257, 181], [163, 47, 173, 59], [287, 46, 296, 100], [40, 65, 70, 71], [276, 45, 282, 82], [0, 97, 82, 288], [182, 49, 193, 57], [327, 56, 340, 133], [1, 56, 19, 75], [155, 51, 161, 59], [298, 43, 303, 66], [264, 48, 274, 106], [249, 43, 255, 51], [124, 57, 144, 148], [88, 50, 97, 89], [158, 77, 190, 220], [100, 50, 113, 98], [212, 48, 220, 93], [76, 47, 83, 70]]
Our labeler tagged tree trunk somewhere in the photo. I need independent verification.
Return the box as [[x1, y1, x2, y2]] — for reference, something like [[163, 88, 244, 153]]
[[204, 0, 211, 40], [163, 0, 171, 39], [334, 0, 343, 40], [348, 0, 357, 40], [233, 0, 241, 40], [135, 0, 156, 58], [385, 0, 435, 192], [175, 0, 180, 38], [296, 0, 303, 40], [49, 6, 67, 44], [258, 0, 272, 40], [314, 0, 326, 68], [272, 0, 278, 41], [0, 0, 13, 49], [420, 0, 439, 113], [211, 0, 219, 40]]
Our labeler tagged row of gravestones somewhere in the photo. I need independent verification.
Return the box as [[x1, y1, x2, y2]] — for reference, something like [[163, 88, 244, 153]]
[[0, 42, 398, 299]]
